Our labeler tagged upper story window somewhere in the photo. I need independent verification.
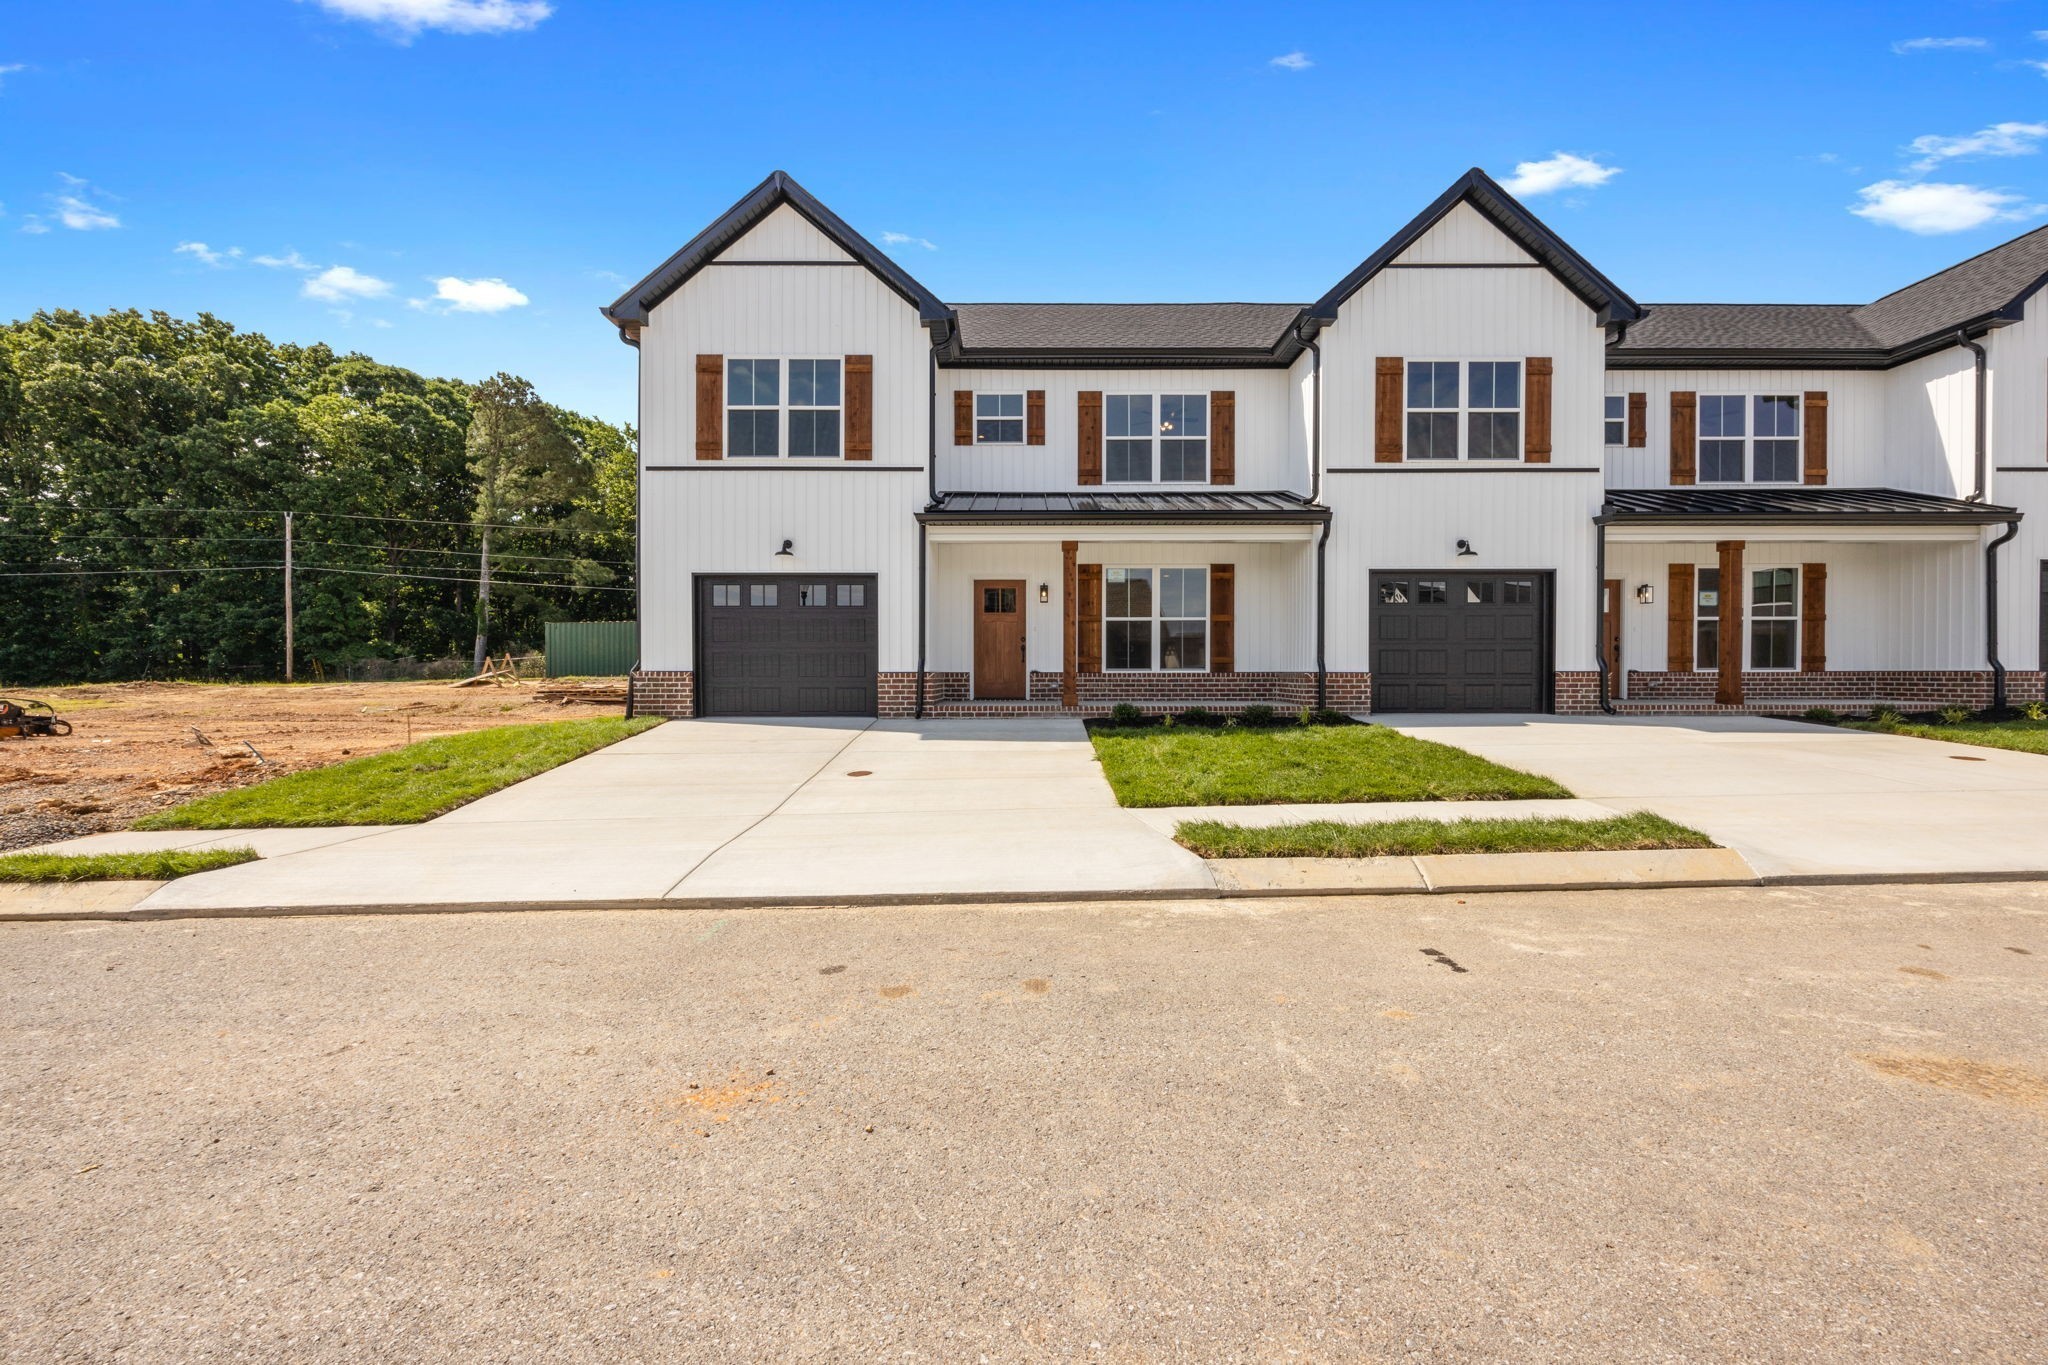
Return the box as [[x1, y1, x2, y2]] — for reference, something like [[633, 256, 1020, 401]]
[[1604, 395, 1626, 446], [1699, 394, 1799, 483], [975, 393, 1025, 444], [727, 358, 842, 459], [1106, 394, 1209, 483], [1407, 361, 1521, 460]]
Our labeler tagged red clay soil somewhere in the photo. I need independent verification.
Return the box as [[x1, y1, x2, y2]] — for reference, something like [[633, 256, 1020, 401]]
[[0, 681, 616, 851]]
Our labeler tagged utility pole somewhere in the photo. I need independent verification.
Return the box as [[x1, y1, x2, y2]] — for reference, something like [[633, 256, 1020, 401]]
[[472, 526, 492, 674], [283, 511, 295, 682]]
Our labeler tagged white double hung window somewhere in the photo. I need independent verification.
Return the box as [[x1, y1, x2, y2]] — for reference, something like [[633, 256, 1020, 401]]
[[1104, 567, 1208, 670], [726, 358, 842, 459], [975, 393, 1025, 444], [1105, 394, 1209, 482], [1699, 394, 1800, 483], [1406, 360, 1522, 460]]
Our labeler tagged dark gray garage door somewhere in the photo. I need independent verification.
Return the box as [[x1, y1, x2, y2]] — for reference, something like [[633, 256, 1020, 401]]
[[1370, 572, 1549, 712], [696, 574, 877, 716]]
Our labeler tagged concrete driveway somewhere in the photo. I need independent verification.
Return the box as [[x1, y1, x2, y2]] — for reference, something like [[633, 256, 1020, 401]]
[[137, 718, 1211, 912], [1383, 713, 2048, 878]]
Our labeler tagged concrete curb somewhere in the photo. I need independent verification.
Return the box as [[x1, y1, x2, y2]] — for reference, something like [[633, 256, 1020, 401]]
[[11, 852, 2048, 922]]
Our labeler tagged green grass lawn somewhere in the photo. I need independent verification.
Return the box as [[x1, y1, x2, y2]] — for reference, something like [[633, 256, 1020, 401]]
[[134, 717, 661, 829], [1088, 723, 1571, 807], [0, 848, 258, 882], [1846, 717, 2048, 755], [1175, 812, 1713, 859]]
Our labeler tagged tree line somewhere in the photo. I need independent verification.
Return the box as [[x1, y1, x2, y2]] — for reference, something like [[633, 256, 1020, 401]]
[[0, 309, 636, 685]]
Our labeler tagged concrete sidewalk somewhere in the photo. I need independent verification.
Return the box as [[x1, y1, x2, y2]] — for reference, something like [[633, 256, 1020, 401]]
[[88, 718, 1212, 914]]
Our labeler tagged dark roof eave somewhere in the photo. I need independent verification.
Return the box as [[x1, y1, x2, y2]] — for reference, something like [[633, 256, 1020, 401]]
[[1602, 510, 2018, 526], [917, 509, 1332, 525], [1608, 313, 2020, 370]]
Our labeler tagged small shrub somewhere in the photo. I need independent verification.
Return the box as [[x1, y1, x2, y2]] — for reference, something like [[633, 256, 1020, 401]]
[[1106, 702, 1145, 727], [2023, 700, 2047, 722], [1175, 706, 1226, 729], [1939, 705, 1973, 725], [1300, 707, 1354, 727], [1237, 704, 1278, 728], [1870, 707, 1904, 730], [1802, 706, 1839, 726]]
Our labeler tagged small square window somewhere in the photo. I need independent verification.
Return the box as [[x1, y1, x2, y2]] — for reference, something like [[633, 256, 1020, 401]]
[[1417, 580, 1447, 604], [835, 583, 865, 607], [1379, 581, 1409, 605], [982, 587, 1018, 613], [1503, 580, 1534, 605], [749, 584, 777, 607], [975, 393, 1025, 444], [800, 583, 829, 606], [1604, 395, 1626, 446], [1465, 581, 1494, 604], [711, 583, 740, 607]]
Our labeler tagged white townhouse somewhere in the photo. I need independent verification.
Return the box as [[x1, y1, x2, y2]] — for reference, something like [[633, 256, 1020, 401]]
[[603, 170, 2045, 719]]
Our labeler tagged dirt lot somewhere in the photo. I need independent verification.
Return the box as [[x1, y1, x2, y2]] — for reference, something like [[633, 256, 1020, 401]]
[[0, 681, 612, 850]]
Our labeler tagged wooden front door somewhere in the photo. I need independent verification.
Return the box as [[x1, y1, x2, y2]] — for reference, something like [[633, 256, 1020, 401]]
[[1602, 578, 1623, 699], [973, 579, 1027, 699]]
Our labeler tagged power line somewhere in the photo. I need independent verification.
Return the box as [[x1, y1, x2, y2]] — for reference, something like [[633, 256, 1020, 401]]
[[0, 529, 634, 567], [293, 564, 635, 592], [0, 500, 604, 535], [0, 564, 283, 578]]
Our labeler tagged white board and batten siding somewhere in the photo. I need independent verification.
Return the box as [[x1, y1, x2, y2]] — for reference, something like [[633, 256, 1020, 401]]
[[939, 368, 1299, 493], [636, 204, 931, 672]]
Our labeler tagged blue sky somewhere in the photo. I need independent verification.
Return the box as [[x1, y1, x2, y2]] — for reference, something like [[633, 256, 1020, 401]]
[[8, 1, 2048, 426]]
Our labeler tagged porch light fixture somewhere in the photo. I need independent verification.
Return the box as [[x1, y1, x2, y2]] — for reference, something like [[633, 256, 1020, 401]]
[[1038, 582, 1050, 604], [1455, 539, 1477, 557], [773, 539, 794, 558], [1635, 583, 1654, 605]]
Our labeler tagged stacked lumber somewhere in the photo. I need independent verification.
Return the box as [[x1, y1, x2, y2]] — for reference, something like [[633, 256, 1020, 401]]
[[535, 680, 629, 705]]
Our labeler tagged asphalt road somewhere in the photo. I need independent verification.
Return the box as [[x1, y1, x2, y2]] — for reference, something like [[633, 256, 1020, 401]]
[[4, 884, 2045, 1362]]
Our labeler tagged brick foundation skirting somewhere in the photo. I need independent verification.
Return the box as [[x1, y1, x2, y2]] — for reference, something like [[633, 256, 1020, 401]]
[[628, 669, 695, 718], [1552, 671, 1601, 715], [1619, 669, 2042, 712]]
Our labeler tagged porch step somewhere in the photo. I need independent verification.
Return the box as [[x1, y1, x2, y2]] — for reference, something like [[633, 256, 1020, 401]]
[[1612, 699, 1916, 715]]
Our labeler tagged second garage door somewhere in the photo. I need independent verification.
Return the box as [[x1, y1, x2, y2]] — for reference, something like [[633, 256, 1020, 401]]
[[696, 574, 877, 717], [1370, 572, 1550, 712]]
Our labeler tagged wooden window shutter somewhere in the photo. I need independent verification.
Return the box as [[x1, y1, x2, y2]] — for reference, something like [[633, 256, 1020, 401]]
[[1666, 563, 1695, 672], [1523, 358, 1552, 462], [1626, 392, 1647, 448], [1077, 391, 1103, 486], [1026, 389, 1046, 446], [843, 355, 872, 460], [1802, 392, 1828, 485], [695, 355, 723, 460], [1374, 358, 1404, 462], [1800, 563, 1827, 672], [1210, 564, 1235, 672], [1076, 563, 1102, 673], [1669, 391, 1697, 485], [953, 390, 973, 446], [1210, 391, 1236, 485]]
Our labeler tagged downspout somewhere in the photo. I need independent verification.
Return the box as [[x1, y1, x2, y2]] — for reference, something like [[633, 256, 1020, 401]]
[[1957, 329, 1987, 502], [1296, 318, 1328, 709], [1594, 510, 1616, 715], [1315, 518, 1331, 710], [915, 523, 928, 718], [1987, 518, 2019, 712]]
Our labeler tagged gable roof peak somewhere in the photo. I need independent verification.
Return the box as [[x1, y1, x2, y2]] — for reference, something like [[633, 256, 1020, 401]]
[[1308, 167, 1640, 326]]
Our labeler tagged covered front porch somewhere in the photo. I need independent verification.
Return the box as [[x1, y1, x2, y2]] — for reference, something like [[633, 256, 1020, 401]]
[[1596, 487, 2027, 713], [914, 491, 1333, 716]]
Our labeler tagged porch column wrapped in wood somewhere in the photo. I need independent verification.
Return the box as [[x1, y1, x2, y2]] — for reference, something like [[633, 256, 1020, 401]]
[[1210, 563, 1235, 672], [1061, 540, 1079, 706], [1076, 562, 1102, 673], [843, 355, 872, 460], [1374, 358, 1404, 462], [953, 390, 973, 446], [1670, 391, 1697, 485], [1077, 391, 1103, 486], [1802, 392, 1829, 485], [1210, 391, 1236, 485], [1716, 540, 1744, 705], [695, 355, 724, 460], [1667, 563, 1695, 673], [1523, 358, 1552, 462], [1801, 562, 1827, 672]]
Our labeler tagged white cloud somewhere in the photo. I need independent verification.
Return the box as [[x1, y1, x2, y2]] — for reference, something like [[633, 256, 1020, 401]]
[[1499, 152, 1621, 197], [304, 0, 552, 38], [1891, 36, 1988, 53], [253, 249, 315, 270], [20, 219, 48, 235], [1905, 120, 2048, 172], [880, 231, 936, 251], [175, 241, 241, 267], [303, 265, 394, 301], [0, 63, 26, 89], [1851, 179, 2042, 234], [419, 275, 529, 312], [52, 194, 118, 230], [1269, 51, 1313, 71]]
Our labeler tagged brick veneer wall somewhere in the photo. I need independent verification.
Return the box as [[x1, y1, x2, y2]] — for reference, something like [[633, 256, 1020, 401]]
[[628, 670, 694, 718], [1552, 671, 1601, 715], [1623, 669, 2036, 709]]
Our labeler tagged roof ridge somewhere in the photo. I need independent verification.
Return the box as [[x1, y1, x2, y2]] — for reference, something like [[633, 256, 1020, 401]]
[[1860, 220, 2048, 310]]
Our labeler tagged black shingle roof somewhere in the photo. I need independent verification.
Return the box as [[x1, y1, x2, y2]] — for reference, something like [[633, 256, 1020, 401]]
[[919, 490, 1329, 522], [1615, 304, 1880, 353], [949, 303, 1305, 356], [1854, 222, 2048, 346], [1602, 487, 2017, 523]]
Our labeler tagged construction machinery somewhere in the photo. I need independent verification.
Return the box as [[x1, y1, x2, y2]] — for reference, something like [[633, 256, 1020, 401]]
[[0, 698, 71, 739]]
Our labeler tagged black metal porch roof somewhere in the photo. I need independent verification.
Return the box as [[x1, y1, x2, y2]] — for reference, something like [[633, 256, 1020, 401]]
[[1601, 487, 2019, 525], [918, 490, 1331, 524]]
